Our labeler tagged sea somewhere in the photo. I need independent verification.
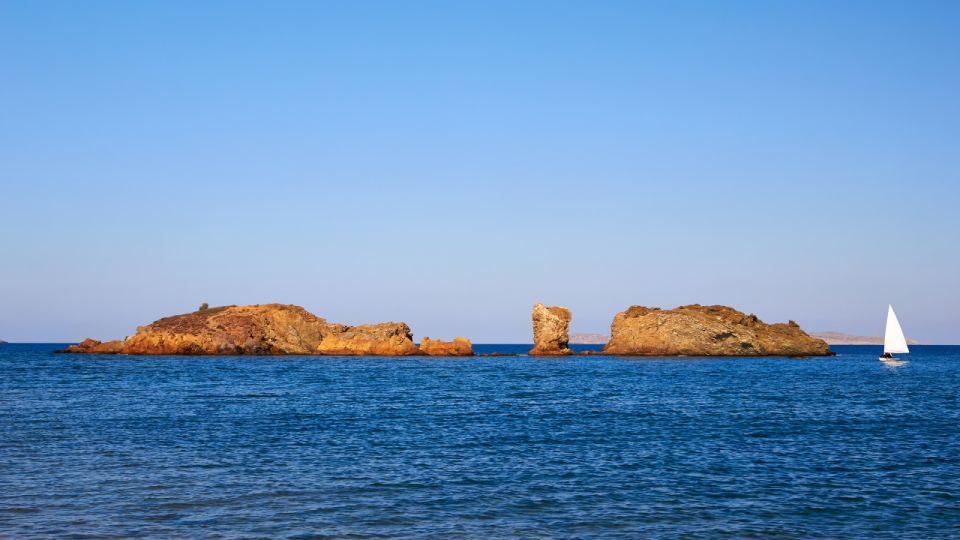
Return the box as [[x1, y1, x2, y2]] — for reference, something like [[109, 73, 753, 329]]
[[1, 343, 958, 539]]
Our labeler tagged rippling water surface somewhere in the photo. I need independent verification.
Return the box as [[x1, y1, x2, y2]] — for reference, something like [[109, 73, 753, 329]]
[[1, 344, 959, 538]]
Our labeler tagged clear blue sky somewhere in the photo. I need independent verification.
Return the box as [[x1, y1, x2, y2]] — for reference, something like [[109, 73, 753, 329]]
[[2, 1, 958, 343]]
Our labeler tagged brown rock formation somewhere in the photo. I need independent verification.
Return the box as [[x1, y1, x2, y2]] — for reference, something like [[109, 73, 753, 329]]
[[316, 322, 419, 356], [419, 337, 473, 356], [602, 304, 832, 356], [121, 304, 333, 355], [61, 304, 426, 356], [63, 338, 125, 354], [529, 303, 573, 356]]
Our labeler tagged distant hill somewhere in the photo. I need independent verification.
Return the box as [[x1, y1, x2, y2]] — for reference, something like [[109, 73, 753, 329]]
[[0, 339, 6, 344], [569, 333, 609, 345], [811, 331, 921, 346]]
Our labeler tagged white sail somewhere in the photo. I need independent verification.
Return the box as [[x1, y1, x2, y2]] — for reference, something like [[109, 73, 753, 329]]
[[884, 305, 909, 354]]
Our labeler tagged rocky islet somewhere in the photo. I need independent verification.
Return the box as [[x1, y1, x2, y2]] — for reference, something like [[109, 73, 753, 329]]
[[602, 304, 831, 356], [62, 302, 831, 357], [63, 304, 468, 356]]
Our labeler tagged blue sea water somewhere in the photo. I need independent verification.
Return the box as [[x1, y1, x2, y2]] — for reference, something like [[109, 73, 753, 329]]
[[1, 344, 959, 539]]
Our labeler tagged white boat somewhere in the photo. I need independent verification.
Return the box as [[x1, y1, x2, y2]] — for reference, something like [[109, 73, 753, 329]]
[[880, 304, 909, 362]]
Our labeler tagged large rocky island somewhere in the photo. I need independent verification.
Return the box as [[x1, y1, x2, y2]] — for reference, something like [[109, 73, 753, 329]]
[[602, 304, 831, 356], [62, 304, 473, 356]]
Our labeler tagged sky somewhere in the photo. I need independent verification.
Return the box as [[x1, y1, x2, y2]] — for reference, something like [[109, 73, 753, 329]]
[[1, 1, 958, 343]]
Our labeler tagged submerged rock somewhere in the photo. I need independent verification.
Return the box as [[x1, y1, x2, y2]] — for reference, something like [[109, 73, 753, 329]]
[[419, 337, 473, 356], [529, 303, 573, 356], [316, 322, 419, 356], [602, 304, 832, 356]]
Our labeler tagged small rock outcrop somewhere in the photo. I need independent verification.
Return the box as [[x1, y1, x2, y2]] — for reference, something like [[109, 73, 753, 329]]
[[602, 304, 832, 356], [316, 322, 419, 356], [419, 337, 473, 356], [63, 338, 125, 354], [529, 303, 573, 356]]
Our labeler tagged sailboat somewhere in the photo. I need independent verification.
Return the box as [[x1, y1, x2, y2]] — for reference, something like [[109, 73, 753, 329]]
[[880, 304, 909, 362]]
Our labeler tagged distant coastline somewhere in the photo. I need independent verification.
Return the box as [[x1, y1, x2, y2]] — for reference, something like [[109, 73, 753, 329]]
[[810, 331, 921, 346], [12, 333, 930, 348], [569, 333, 609, 345]]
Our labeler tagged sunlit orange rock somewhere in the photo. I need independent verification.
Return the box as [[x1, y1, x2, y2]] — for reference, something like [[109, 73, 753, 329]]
[[419, 337, 473, 356], [316, 322, 419, 356], [529, 303, 573, 356], [120, 304, 332, 355], [63, 338, 125, 354], [602, 304, 832, 356], [61, 304, 426, 356]]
